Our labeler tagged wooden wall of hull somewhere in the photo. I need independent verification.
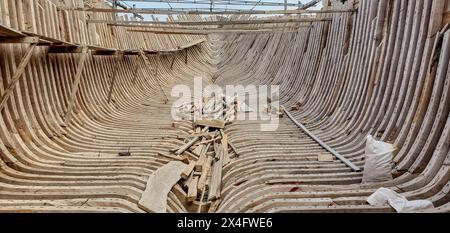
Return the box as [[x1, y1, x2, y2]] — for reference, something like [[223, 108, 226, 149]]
[[1, 0, 450, 212], [215, 0, 450, 212]]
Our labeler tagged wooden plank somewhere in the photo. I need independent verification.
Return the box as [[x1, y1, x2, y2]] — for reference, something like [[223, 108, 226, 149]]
[[126, 28, 302, 35], [181, 161, 195, 180], [157, 152, 182, 161], [175, 136, 200, 155], [138, 161, 188, 213], [65, 7, 356, 15], [195, 143, 210, 171], [197, 156, 213, 193], [228, 141, 239, 157], [88, 17, 332, 26], [0, 23, 26, 37], [282, 106, 361, 172], [47, 45, 84, 53], [208, 199, 221, 213], [64, 46, 88, 124], [0, 42, 37, 111], [221, 132, 231, 166], [0, 36, 39, 44], [208, 159, 223, 201], [187, 176, 198, 202], [194, 119, 225, 129]]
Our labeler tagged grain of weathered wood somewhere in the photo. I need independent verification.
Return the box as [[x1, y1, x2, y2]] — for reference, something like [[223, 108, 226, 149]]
[[64, 46, 88, 124], [0, 42, 37, 111], [138, 161, 188, 213]]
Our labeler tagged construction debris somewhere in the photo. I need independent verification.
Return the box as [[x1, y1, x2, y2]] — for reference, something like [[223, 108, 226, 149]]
[[166, 94, 245, 208], [195, 119, 225, 129], [172, 94, 251, 124]]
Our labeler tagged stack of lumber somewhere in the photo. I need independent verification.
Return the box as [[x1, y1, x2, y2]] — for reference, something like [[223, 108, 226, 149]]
[[172, 94, 251, 124], [168, 95, 243, 211]]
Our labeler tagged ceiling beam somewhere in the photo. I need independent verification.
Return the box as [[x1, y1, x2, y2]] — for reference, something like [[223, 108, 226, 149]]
[[127, 28, 301, 35], [65, 7, 354, 15], [87, 17, 331, 26]]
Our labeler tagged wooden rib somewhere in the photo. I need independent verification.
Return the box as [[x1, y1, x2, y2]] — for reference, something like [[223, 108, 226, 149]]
[[0, 0, 450, 214]]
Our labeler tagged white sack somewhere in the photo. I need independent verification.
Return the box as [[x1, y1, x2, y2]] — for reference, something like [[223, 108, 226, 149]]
[[388, 198, 434, 213], [362, 135, 395, 183], [367, 187, 406, 206], [367, 188, 434, 213]]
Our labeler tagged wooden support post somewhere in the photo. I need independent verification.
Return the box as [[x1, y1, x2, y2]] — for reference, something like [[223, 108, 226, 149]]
[[0, 43, 37, 111], [184, 49, 188, 64], [170, 55, 176, 70], [284, 0, 288, 14], [65, 46, 89, 124], [139, 51, 169, 103], [107, 55, 121, 103], [131, 58, 140, 84]]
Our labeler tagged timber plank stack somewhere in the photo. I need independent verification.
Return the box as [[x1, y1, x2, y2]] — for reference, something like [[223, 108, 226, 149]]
[[0, 0, 449, 213]]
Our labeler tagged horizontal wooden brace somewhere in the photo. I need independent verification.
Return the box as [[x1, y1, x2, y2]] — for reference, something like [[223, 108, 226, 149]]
[[0, 36, 40, 44], [88, 17, 331, 26]]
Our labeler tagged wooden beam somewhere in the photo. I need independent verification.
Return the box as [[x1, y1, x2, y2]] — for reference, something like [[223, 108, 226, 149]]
[[65, 7, 355, 15], [0, 43, 37, 112], [221, 131, 231, 166], [0, 36, 39, 44], [48, 45, 84, 54], [65, 46, 89, 124], [181, 161, 196, 180], [208, 159, 223, 201], [197, 156, 213, 193], [107, 56, 122, 104], [139, 51, 169, 103], [88, 17, 331, 26], [194, 119, 225, 129], [0, 23, 26, 37], [187, 176, 199, 202], [170, 55, 176, 70], [127, 28, 305, 35], [124, 24, 310, 31], [91, 50, 119, 56], [282, 106, 361, 172]]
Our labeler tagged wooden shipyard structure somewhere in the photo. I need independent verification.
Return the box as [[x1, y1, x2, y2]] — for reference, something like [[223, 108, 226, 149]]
[[0, 0, 450, 213]]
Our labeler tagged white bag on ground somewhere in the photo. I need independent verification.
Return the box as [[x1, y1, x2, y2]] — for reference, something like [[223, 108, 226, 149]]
[[362, 135, 395, 183], [367, 188, 434, 213], [388, 198, 434, 213], [367, 187, 406, 206]]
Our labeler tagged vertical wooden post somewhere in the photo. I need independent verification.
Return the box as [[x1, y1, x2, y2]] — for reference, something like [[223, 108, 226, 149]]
[[284, 0, 288, 14], [107, 55, 121, 103], [139, 51, 169, 103], [0, 42, 37, 111], [185, 49, 188, 64], [65, 46, 89, 124], [170, 55, 176, 70]]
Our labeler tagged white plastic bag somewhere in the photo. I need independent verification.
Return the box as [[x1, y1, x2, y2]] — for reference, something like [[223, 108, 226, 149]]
[[367, 187, 406, 206], [362, 135, 395, 183], [367, 188, 434, 213], [388, 198, 434, 213]]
